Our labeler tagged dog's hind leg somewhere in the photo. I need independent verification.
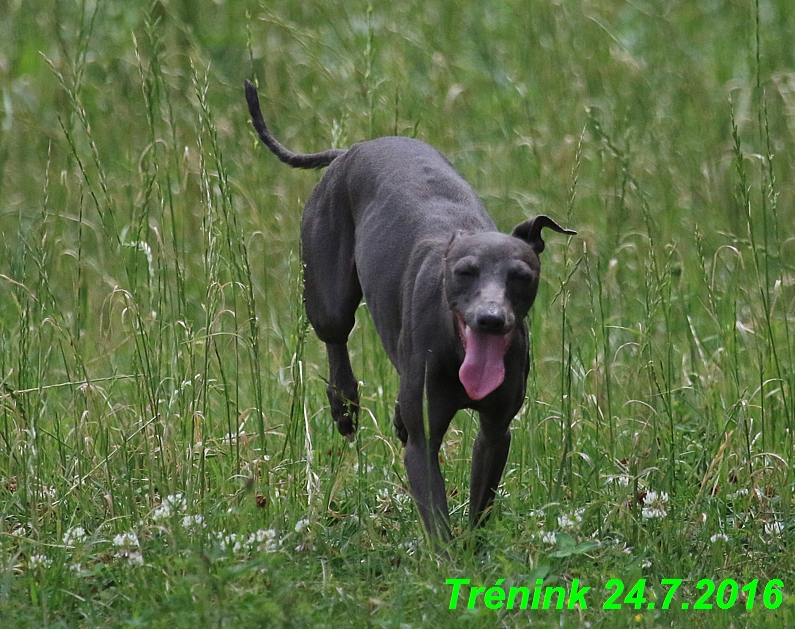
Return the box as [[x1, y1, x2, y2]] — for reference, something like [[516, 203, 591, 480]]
[[301, 173, 362, 441]]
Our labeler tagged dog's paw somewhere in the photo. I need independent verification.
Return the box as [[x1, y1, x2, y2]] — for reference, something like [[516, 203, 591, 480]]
[[327, 385, 359, 441]]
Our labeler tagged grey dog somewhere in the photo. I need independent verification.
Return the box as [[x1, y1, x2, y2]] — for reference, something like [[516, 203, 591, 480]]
[[245, 80, 574, 540]]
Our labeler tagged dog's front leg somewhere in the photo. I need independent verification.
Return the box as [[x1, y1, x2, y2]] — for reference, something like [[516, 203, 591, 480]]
[[399, 362, 456, 542], [468, 414, 512, 528]]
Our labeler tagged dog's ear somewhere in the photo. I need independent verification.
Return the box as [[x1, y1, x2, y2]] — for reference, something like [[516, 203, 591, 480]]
[[445, 230, 471, 255], [511, 215, 576, 254]]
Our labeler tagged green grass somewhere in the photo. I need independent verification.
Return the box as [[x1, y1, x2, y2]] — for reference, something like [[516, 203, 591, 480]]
[[1, 0, 795, 627]]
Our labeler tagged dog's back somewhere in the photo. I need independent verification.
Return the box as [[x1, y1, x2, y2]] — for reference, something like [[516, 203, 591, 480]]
[[306, 136, 494, 364], [341, 136, 492, 234]]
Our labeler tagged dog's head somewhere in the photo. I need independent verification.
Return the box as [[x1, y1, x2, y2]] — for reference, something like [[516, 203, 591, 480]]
[[444, 215, 575, 400]]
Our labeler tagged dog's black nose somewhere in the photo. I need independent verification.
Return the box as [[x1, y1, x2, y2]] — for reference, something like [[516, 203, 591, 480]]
[[476, 309, 506, 333]]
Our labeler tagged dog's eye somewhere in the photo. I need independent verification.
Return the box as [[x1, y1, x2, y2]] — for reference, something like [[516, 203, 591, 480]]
[[453, 258, 479, 278], [507, 264, 534, 283]]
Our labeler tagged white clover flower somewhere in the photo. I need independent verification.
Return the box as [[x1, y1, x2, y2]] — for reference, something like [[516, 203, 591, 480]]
[[641, 506, 667, 520], [152, 503, 172, 523], [641, 559, 652, 569], [392, 491, 410, 508], [249, 529, 279, 553], [113, 532, 140, 550], [63, 526, 88, 546], [617, 475, 631, 487], [125, 551, 145, 566], [710, 533, 729, 543], [764, 520, 784, 535], [181, 514, 205, 532], [539, 531, 557, 545], [641, 490, 669, 520], [557, 508, 584, 530], [376, 488, 400, 513], [557, 514, 575, 529], [726, 488, 749, 500], [644, 490, 669, 504], [251, 528, 275, 543], [28, 554, 52, 570], [217, 532, 242, 552], [398, 539, 418, 555], [165, 493, 186, 510], [153, 493, 187, 523], [294, 518, 310, 534]]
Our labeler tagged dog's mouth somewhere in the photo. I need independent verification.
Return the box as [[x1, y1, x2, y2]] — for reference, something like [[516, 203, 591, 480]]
[[454, 311, 513, 401]]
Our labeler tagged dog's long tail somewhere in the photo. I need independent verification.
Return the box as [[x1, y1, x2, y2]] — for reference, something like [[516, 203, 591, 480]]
[[245, 80, 345, 170]]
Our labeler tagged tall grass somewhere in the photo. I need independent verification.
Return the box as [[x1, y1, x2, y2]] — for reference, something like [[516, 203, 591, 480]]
[[1, 0, 794, 627]]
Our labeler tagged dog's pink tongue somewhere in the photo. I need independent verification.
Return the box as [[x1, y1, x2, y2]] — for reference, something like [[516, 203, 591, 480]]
[[459, 326, 510, 400]]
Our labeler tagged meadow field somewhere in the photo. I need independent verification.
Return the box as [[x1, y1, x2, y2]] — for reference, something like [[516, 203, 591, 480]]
[[1, 0, 795, 627]]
